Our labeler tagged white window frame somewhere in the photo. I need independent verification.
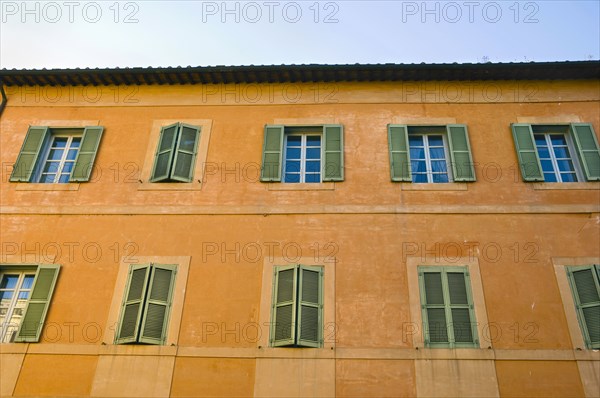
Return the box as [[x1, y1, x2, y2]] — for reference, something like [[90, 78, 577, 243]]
[[282, 133, 323, 183], [408, 131, 453, 183], [35, 132, 83, 184], [0, 270, 36, 343], [533, 130, 584, 183]]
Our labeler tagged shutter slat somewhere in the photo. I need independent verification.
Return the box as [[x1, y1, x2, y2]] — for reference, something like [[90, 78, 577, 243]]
[[388, 125, 411, 181], [260, 125, 284, 182], [15, 264, 60, 342], [10, 126, 49, 182], [71, 126, 104, 181], [511, 124, 544, 181], [323, 125, 344, 181]]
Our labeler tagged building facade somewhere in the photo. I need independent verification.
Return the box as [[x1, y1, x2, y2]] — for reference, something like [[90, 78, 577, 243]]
[[0, 62, 599, 397]]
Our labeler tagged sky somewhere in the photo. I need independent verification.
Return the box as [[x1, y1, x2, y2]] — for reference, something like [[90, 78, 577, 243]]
[[0, 0, 599, 69]]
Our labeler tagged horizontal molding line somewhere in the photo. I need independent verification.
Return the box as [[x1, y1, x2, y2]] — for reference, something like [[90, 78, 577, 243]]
[[3, 345, 599, 361], [0, 205, 599, 216]]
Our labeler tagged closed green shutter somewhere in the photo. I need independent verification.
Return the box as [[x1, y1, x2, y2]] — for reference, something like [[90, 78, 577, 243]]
[[447, 124, 476, 182], [260, 125, 285, 182], [567, 265, 600, 348], [171, 124, 201, 182], [116, 264, 151, 344], [511, 123, 544, 181], [570, 124, 600, 181], [271, 265, 297, 346], [71, 126, 104, 182], [388, 125, 411, 182], [447, 271, 476, 344], [323, 125, 344, 181], [139, 264, 177, 344], [15, 264, 60, 342], [10, 126, 50, 182], [150, 123, 179, 182], [297, 265, 323, 347]]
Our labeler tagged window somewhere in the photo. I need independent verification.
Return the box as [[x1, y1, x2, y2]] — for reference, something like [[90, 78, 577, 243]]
[[260, 125, 344, 183], [9, 126, 104, 183], [270, 265, 323, 347], [115, 263, 177, 345], [566, 265, 600, 349], [388, 125, 476, 183], [511, 123, 600, 182], [0, 265, 60, 343], [150, 123, 201, 182], [418, 266, 479, 348]]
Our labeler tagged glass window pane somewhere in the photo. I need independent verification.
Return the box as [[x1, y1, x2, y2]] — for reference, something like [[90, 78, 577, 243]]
[[58, 174, 70, 183], [40, 174, 56, 183], [17, 292, 30, 299], [43, 162, 60, 173], [431, 161, 447, 173], [540, 160, 555, 173], [284, 173, 300, 183], [1, 276, 19, 290], [305, 174, 320, 183], [286, 136, 301, 145], [62, 162, 74, 173], [66, 149, 79, 160], [544, 173, 557, 182], [560, 173, 578, 182], [306, 136, 321, 146], [412, 161, 427, 173], [556, 159, 574, 172], [410, 148, 425, 160], [413, 173, 428, 183], [285, 147, 301, 159], [427, 135, 444, 146], [550, 134, 567, 146], [432, 173, 449, 183], [285, 161, 301, 173], [409, 135, 424, 146], [71, 137, 81, 147], [536, 147, 550, 159], [48, 149, 64, 160], [553, 147, 570, 159], [0, 291, 14, 300], [305, 161, 320, 173], [429, 147, 446, 160], [306, 148, 321, 159], [534, 134, 546, 146], [53, 137, 68, 148], [21, 276, 35, 290]]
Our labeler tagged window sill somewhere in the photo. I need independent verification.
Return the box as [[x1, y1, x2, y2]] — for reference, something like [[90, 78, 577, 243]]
[[15, 183, 80, 191], [401, 183, 467, 191], [137, 182, 203, 191], [266, 183, 336, 191], [532, 182, 600, 190]]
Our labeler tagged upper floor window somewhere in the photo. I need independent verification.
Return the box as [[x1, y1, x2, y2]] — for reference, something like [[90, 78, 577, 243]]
[[150, 123, 201, 183], [9, 126, 104, 183], [0, 265, 60, 343], [260, 125, 344, 183], [511, 123, 600, 182], [388, 125, 476, 183]]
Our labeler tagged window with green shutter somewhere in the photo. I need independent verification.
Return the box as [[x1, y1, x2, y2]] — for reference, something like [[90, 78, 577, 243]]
[[418, 266, 479, 348], [566, 265, 600, 349], [9, 126, 104, 183], [270, 265, 323, 347], [0, 264, 60, 343], [115, 263, 177, 345], [260, 125, 344, 183], [150, 123, 201, 182], [388, 124, 476, 183], [510, 123, 599, 182]]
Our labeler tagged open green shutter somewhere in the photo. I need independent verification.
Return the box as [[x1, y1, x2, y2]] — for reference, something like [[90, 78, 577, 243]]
[[150, 123, 179, 182], [297, 265, 323, 347], [260, 125, 284, 182], [15, 264, 60, 342], [323, 125, 344, 181], [171, 124, 201, 182], [10, 126, 50, 182], [387, 125, 411, 181], [567, 265, 600, 348], [447, 125, 476, 182], [271, 265, 297, 346], [139, 264, 177, 345], [71, 126, 104, 182], [116, 264, 151, 344], [570, 124, 600, 181], [511, 123, 544, 181]]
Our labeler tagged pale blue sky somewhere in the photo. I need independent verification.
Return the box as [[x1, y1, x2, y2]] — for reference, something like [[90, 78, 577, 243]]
[[1, 0, 598, 68]]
